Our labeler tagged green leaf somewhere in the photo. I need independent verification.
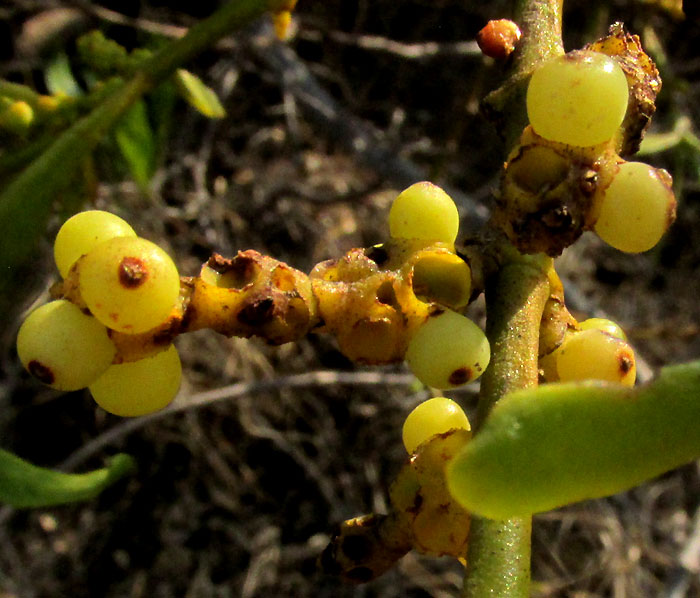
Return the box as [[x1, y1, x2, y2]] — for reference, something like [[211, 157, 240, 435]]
[[0, 449, 135, 508], [113, 99, 156, 189], [45, 53, 83, 98], [149, 81, 178, 168], [447, 361, 700, 520], [639, 116, 700, 155], [174, 69, 226, 119]]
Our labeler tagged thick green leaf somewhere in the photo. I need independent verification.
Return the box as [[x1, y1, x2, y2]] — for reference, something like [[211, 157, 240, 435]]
[[447, 360, 700, 520], [113, 99, 156, 188], [0, 449, 135, 508], [174, 69, 226, 119]]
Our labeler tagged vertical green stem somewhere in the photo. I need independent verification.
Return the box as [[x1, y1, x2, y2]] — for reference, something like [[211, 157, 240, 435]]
[[476, 253, 552, 426], [462, 252, 550, 598], [460, 0, 564, 594], [484, 0, 565, 149], [514, 0, 565, 72]]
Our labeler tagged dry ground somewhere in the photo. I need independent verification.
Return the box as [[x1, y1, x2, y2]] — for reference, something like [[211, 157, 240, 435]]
[[1, 1, 700, 597]]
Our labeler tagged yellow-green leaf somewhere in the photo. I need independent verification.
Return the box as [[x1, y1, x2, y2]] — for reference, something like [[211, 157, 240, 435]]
[[174, 69, 226, 119], [45, 53, 83, 98]]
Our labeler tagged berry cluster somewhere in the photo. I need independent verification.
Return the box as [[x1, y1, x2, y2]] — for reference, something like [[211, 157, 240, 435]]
[[319, 24, 675, 585], [16, 171, 647, 418], [17, 211, 182, 416], [12, 15, 679, 590], [18, 182, 494, 416], [538, 267, 636, 386], [320, 398, 473, 582], [496, 25, 676, 257], [313, 182, 490, 388]]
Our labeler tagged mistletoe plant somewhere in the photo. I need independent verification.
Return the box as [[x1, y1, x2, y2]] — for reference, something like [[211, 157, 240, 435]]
[[1, 0, 698, 596]]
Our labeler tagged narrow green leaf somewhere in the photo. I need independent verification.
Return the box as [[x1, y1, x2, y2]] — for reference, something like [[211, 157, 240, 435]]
[[638, 116, 700, 156], [113, 99, 156, 188], [0, 449, 135, 508], [149, 81, 178, 168], [174, 69, 226, 119], [45, 53, 83, 98], [447, 361, 700, 520]]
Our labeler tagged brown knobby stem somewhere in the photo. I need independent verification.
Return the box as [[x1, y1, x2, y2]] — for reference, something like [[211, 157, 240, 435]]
[[462, 250, 551, 598], [55, 239, 474, 365]]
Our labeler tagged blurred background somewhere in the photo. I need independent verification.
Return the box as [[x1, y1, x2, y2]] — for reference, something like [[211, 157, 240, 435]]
[[1, 0, 699, 596]]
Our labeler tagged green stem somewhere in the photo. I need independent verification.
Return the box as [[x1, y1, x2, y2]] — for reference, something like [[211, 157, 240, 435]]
[[513, 0, 565, 75], [476, 252, 552, 426], [460, 0, 565, 594], [483, 0, 564, 149], [0, 0, 280, 330], [462, 251, 550, 598]]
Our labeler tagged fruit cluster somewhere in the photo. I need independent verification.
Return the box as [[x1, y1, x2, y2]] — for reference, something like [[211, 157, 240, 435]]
[[17, 211, 183, 416], [495, 25, 676, 257], [538, 267, 637, 386], [312, 182, 490, 388], [320, 294, 639, 583], [320, 398, 473, 582], [18, 182, 495, 415], [319, 24, 673, 585]]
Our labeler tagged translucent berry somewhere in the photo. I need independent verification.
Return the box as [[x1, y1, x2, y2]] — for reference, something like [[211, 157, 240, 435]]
[[405, 310, 490, 389], [557, 329, 636, 386], [579, 317, 627, 341], [526, 51, 629, 147], [89, 344, 182, 417], [594, 161, 676, 253], [79, 236, 180, 334], [402, 397, 471, 454], [388, 182, 459, 244], [16, 300, 116, 390], [54, 210, 136, 278]]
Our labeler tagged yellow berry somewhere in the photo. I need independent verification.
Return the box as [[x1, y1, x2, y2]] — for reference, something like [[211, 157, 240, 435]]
[[402, 397, 471, 454], [89, 345, 181, 417], [389, 182, 459, 244], [54, 210, 136, 278], [557, 329, 636, 386], [594, 162, 676, 253], [527, 51, 629, 147]]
